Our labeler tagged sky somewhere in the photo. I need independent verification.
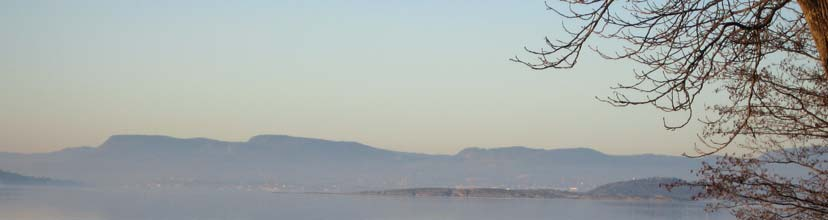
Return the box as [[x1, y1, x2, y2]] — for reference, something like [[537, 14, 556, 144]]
[[0, 0, 712, 155]]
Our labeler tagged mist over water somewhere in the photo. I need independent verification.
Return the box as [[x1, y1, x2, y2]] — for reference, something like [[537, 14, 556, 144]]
[[0, 187, 734, 220]]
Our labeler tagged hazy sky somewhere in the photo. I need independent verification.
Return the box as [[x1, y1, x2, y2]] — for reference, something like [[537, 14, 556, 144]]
[[0, 0, 712, 155]]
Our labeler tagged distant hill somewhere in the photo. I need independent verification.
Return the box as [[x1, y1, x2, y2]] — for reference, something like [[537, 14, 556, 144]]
[[0, 134, 711, 191], [0, 170, 77, 186], [586, 177, 700, 200], [357, 177, 699, 201], [359, 188, 579, 199]]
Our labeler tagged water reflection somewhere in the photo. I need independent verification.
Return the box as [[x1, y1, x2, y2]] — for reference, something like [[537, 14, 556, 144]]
[[0, 187, 734, 220]]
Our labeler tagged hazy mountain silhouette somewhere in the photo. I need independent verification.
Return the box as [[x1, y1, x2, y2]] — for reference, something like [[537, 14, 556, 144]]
[[358, 177, 700, 201], [0, 135, 709, 191], [0, 169, 77, 186], [587, 177, 700, 200]]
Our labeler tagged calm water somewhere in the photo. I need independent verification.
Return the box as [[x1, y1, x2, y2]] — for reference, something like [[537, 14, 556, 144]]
[[0, 187, 734, 220]]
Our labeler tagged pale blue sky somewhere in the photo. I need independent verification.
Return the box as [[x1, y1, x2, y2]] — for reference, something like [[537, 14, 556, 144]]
[[0, 0, 706, 155]]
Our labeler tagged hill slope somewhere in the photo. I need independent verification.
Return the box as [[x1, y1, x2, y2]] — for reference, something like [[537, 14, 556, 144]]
[[0, 170, 76, 186], [587, 177, 701, 200]]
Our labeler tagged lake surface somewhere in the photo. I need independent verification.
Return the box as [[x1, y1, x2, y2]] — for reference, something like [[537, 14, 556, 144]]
[[0, 187, 734, 220]]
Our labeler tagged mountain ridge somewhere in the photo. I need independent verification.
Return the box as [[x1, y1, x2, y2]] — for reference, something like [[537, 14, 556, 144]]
[[13, 134, 684, 158], [0, 134, 707, 192]]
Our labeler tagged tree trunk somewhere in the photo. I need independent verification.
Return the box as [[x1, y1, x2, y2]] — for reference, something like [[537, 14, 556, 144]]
[[797, 0, 828, 77]]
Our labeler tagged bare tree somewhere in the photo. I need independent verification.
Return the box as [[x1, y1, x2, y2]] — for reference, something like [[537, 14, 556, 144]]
[[512, 1, 828, 219], [799, 0, 828, 72]]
